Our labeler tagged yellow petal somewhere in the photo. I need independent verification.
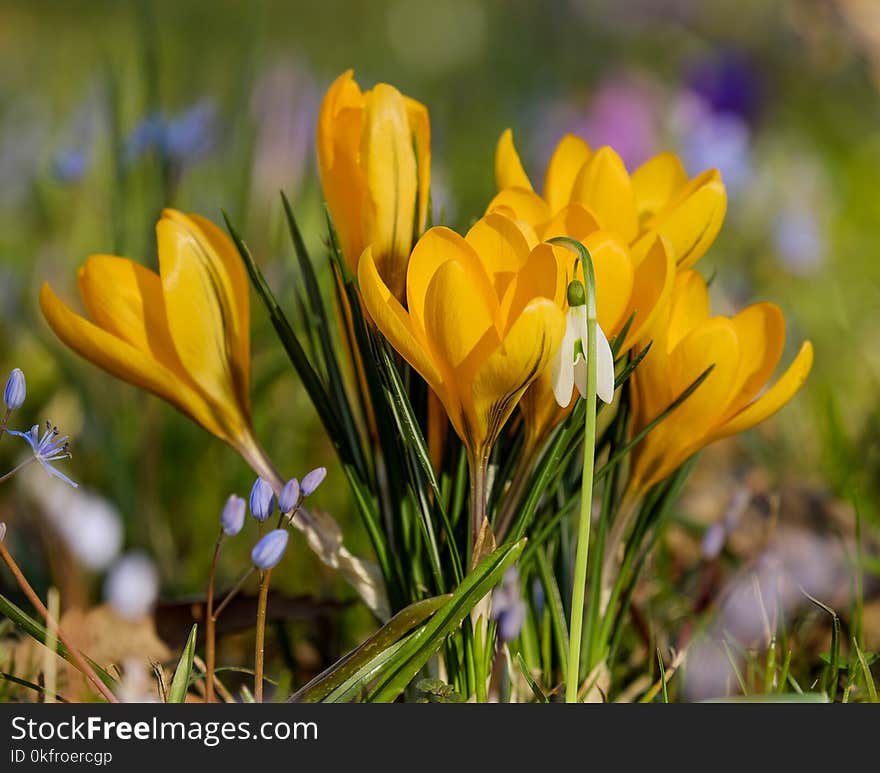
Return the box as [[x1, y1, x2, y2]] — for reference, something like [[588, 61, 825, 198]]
[[723, 302, 785, 420], [622, 234, 675, 350], [647, 169, 727, 269], [485, 187, 551, 230], [501, 242, 561, 326], [570, 146, 639, 243], [77, 255, 183, 371], [358, 246, 448, 398], [631, 317, 740, 488], [495, 128, 533, 191], [465, 212, 535, 305], [39, 283, 226, 440], [469, 297, 565, 454], [582, 231, 635, 335], [171, 211, 251, 396], [540, 202, 601, 243], [542, 134, 592, 212], [423, 258, 498, 374], [666, 269, 710, 352], [317, 69, 366, 271], [404, 95, 431, 236], [362, 83, 419, 302], [407, 226, 499, 340], [711, 341, 813, 441], [631, 152, 688, 220], [156, 212, 250, 425]]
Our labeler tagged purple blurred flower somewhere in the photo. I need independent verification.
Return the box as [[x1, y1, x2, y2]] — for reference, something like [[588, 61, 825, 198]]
[[536, 74, 659, 171], [491, 567, 526, 642], [250, 58, 318, 199], [672, 93, 752, 195], [686, 50, 762, 124], [221, 494, 247, 536], [773, 206, 825, 276]]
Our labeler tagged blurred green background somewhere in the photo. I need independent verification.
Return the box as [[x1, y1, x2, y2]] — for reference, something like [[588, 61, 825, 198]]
[[1, 0, 879, 684]]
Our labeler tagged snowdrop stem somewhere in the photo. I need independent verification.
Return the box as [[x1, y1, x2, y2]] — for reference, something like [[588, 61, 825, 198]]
[[0, 540, 118, 703], [562, 241, 599, 704]]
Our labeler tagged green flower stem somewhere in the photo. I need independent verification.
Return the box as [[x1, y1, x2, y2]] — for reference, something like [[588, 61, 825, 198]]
[[565, 249, 599, 704], [0, 457, 35, 485], [254, 569, 272, 702]]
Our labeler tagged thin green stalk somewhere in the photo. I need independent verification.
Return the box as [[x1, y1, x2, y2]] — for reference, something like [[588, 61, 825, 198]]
[[560, 239, 599, 704], [0, 408, 11, 441]]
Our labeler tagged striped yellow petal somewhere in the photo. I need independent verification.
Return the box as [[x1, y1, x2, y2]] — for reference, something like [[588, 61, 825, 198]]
[[39, 283, 226, 440], [362, 83, 419, 302]]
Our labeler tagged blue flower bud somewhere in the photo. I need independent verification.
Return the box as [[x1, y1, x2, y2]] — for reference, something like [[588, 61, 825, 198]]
[[0, 522, 6, 542], [279, 478, 300, 514], [249, 478, 275, 522], [4, 368, 26, 411], [301, 467, 327, 497], [220, 494, 246, 536], [251, 529, 289, 570]]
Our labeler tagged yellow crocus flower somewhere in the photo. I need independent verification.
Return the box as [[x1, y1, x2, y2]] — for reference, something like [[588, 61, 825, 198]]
[[489, 129, 727, 270], [40, 209, 389, 619], [358, 212, 566, 463], [629, 270, 814, 492], [318, 69, 430, 302], [41, 209, 262, 471]]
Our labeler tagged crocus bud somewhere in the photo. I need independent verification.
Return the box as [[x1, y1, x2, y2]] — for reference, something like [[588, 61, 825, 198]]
[[249, 478, 275, 522], [251, 529, 289, 570], [301, 467, 327, 497], [279, 478, 300, 514], [220, 494, 246, 536], [4, 368, 26, 411]]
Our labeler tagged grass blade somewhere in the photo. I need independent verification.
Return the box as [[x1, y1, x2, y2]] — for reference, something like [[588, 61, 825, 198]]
[[368, 539, 527, 702], [168, 623, 197, 703], [290, 595, 451, 703]]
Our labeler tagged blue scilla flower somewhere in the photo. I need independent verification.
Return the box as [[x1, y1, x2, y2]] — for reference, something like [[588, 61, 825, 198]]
[[249, 477, 275, 522], [220, 494, 247, 536], [124, 100, 217, 167], [301, 467, 327, 497], [7, 421, 77, 487], [51, 147, 91, 184], [4, 368, 25, 411], [251, 529, 289, 570], [279, 478, 300, 514]]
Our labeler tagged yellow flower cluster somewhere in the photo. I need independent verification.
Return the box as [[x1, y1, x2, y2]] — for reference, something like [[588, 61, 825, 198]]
[[39, 69, 813, 512]]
